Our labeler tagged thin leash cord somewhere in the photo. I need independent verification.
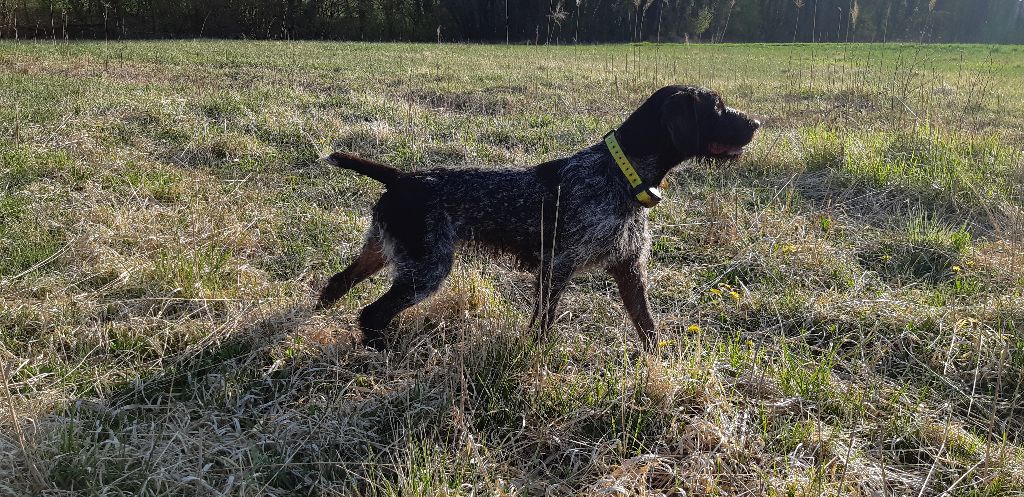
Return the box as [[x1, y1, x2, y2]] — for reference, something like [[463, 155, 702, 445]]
[[544, 185, 562, 323], [691, 96, 701, 151], [537, 197, 545, 325]]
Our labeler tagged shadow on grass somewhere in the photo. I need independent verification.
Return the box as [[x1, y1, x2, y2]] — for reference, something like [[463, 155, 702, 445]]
[[110, 307, 317, 407], [20, 302, 666, 495], [109, 311, 672, 494]]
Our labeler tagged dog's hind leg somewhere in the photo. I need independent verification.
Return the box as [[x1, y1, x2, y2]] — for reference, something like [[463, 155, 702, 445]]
[[316, 238, 386, 310], [357, 248, 454, 349], [607, 258, 657, 350]]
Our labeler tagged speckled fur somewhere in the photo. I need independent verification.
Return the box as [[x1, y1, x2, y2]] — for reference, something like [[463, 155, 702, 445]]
[[317, 85, 761, 349]]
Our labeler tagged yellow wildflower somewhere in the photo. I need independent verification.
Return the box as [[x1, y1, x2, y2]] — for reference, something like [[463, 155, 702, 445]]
[[686, 324, 702, 334]]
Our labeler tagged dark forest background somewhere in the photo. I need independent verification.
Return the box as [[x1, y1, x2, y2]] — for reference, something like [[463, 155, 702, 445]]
[[1, 0, 1022, 43]]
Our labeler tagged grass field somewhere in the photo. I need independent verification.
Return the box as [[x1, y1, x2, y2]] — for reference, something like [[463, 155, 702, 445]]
[[1, 40, 1023, 496]]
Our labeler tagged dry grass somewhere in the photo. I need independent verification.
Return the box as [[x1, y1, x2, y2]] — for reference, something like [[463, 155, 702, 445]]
[[1, 40, 1023, 496]]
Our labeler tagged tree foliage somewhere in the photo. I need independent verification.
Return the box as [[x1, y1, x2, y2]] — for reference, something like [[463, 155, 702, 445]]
[[1, 0, 1021, 43]]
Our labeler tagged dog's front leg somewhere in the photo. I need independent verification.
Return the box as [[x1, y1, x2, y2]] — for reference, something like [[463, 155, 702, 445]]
[[529, 260, 576, 339], [607, 259, 657, 350]]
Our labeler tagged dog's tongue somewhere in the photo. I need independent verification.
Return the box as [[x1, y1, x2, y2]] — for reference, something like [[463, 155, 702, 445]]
[[708, 143, 745, 156]]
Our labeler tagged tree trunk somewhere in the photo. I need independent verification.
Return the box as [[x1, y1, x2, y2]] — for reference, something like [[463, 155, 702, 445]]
[[811, 0, 817, 42], [656, 0, 662, 42], [793, 6, 800, 42]]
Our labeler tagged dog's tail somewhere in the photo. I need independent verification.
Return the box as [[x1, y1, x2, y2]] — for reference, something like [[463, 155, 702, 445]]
[[323, 151, 401, 185]]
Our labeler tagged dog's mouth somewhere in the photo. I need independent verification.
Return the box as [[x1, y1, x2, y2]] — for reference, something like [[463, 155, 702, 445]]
[[706, 142, 746, 159]]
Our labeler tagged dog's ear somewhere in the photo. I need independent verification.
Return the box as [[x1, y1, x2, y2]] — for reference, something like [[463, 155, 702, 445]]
[[660, 89, 701, 158]]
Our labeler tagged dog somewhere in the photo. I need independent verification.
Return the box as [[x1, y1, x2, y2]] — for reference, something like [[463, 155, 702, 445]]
[[316, 85, 760, 350]]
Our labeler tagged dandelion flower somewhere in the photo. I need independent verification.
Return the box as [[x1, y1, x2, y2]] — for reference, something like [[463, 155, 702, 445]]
[[686, 324, 702, 334]]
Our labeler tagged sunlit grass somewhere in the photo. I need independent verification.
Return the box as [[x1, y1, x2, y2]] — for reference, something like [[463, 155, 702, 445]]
[[1, 40, 1022, 495]]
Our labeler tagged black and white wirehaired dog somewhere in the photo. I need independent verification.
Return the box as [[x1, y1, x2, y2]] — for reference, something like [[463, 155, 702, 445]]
[[316, 85, 760, 350]]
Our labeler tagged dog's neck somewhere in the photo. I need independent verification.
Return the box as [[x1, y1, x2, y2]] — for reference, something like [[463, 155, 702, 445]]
[[612, 104, 692, 187], [604, 137, 668, 189], [606, 132, 684, 191]]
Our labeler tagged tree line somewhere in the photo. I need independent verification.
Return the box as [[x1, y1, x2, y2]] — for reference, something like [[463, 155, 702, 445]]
[[1, 0, 1022, 43]]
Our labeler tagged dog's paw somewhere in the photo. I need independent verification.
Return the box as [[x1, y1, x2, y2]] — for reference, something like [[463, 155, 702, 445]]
[[314, 293, 339, 311], [361, 330, 387, 350]]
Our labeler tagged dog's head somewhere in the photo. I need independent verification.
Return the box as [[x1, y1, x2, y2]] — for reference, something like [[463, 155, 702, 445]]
[[616, 85, 760, 169], [658, 85, 760, 161]]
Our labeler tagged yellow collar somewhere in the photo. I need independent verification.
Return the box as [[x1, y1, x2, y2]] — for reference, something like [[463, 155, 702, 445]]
[[604, 130, 662, 208]]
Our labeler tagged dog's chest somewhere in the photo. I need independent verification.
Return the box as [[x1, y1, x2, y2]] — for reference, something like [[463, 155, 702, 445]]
[[568, 203, 649, 262]]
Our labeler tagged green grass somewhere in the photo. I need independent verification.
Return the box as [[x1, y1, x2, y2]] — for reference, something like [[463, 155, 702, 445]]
[[1, 40, 1023, 496]]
